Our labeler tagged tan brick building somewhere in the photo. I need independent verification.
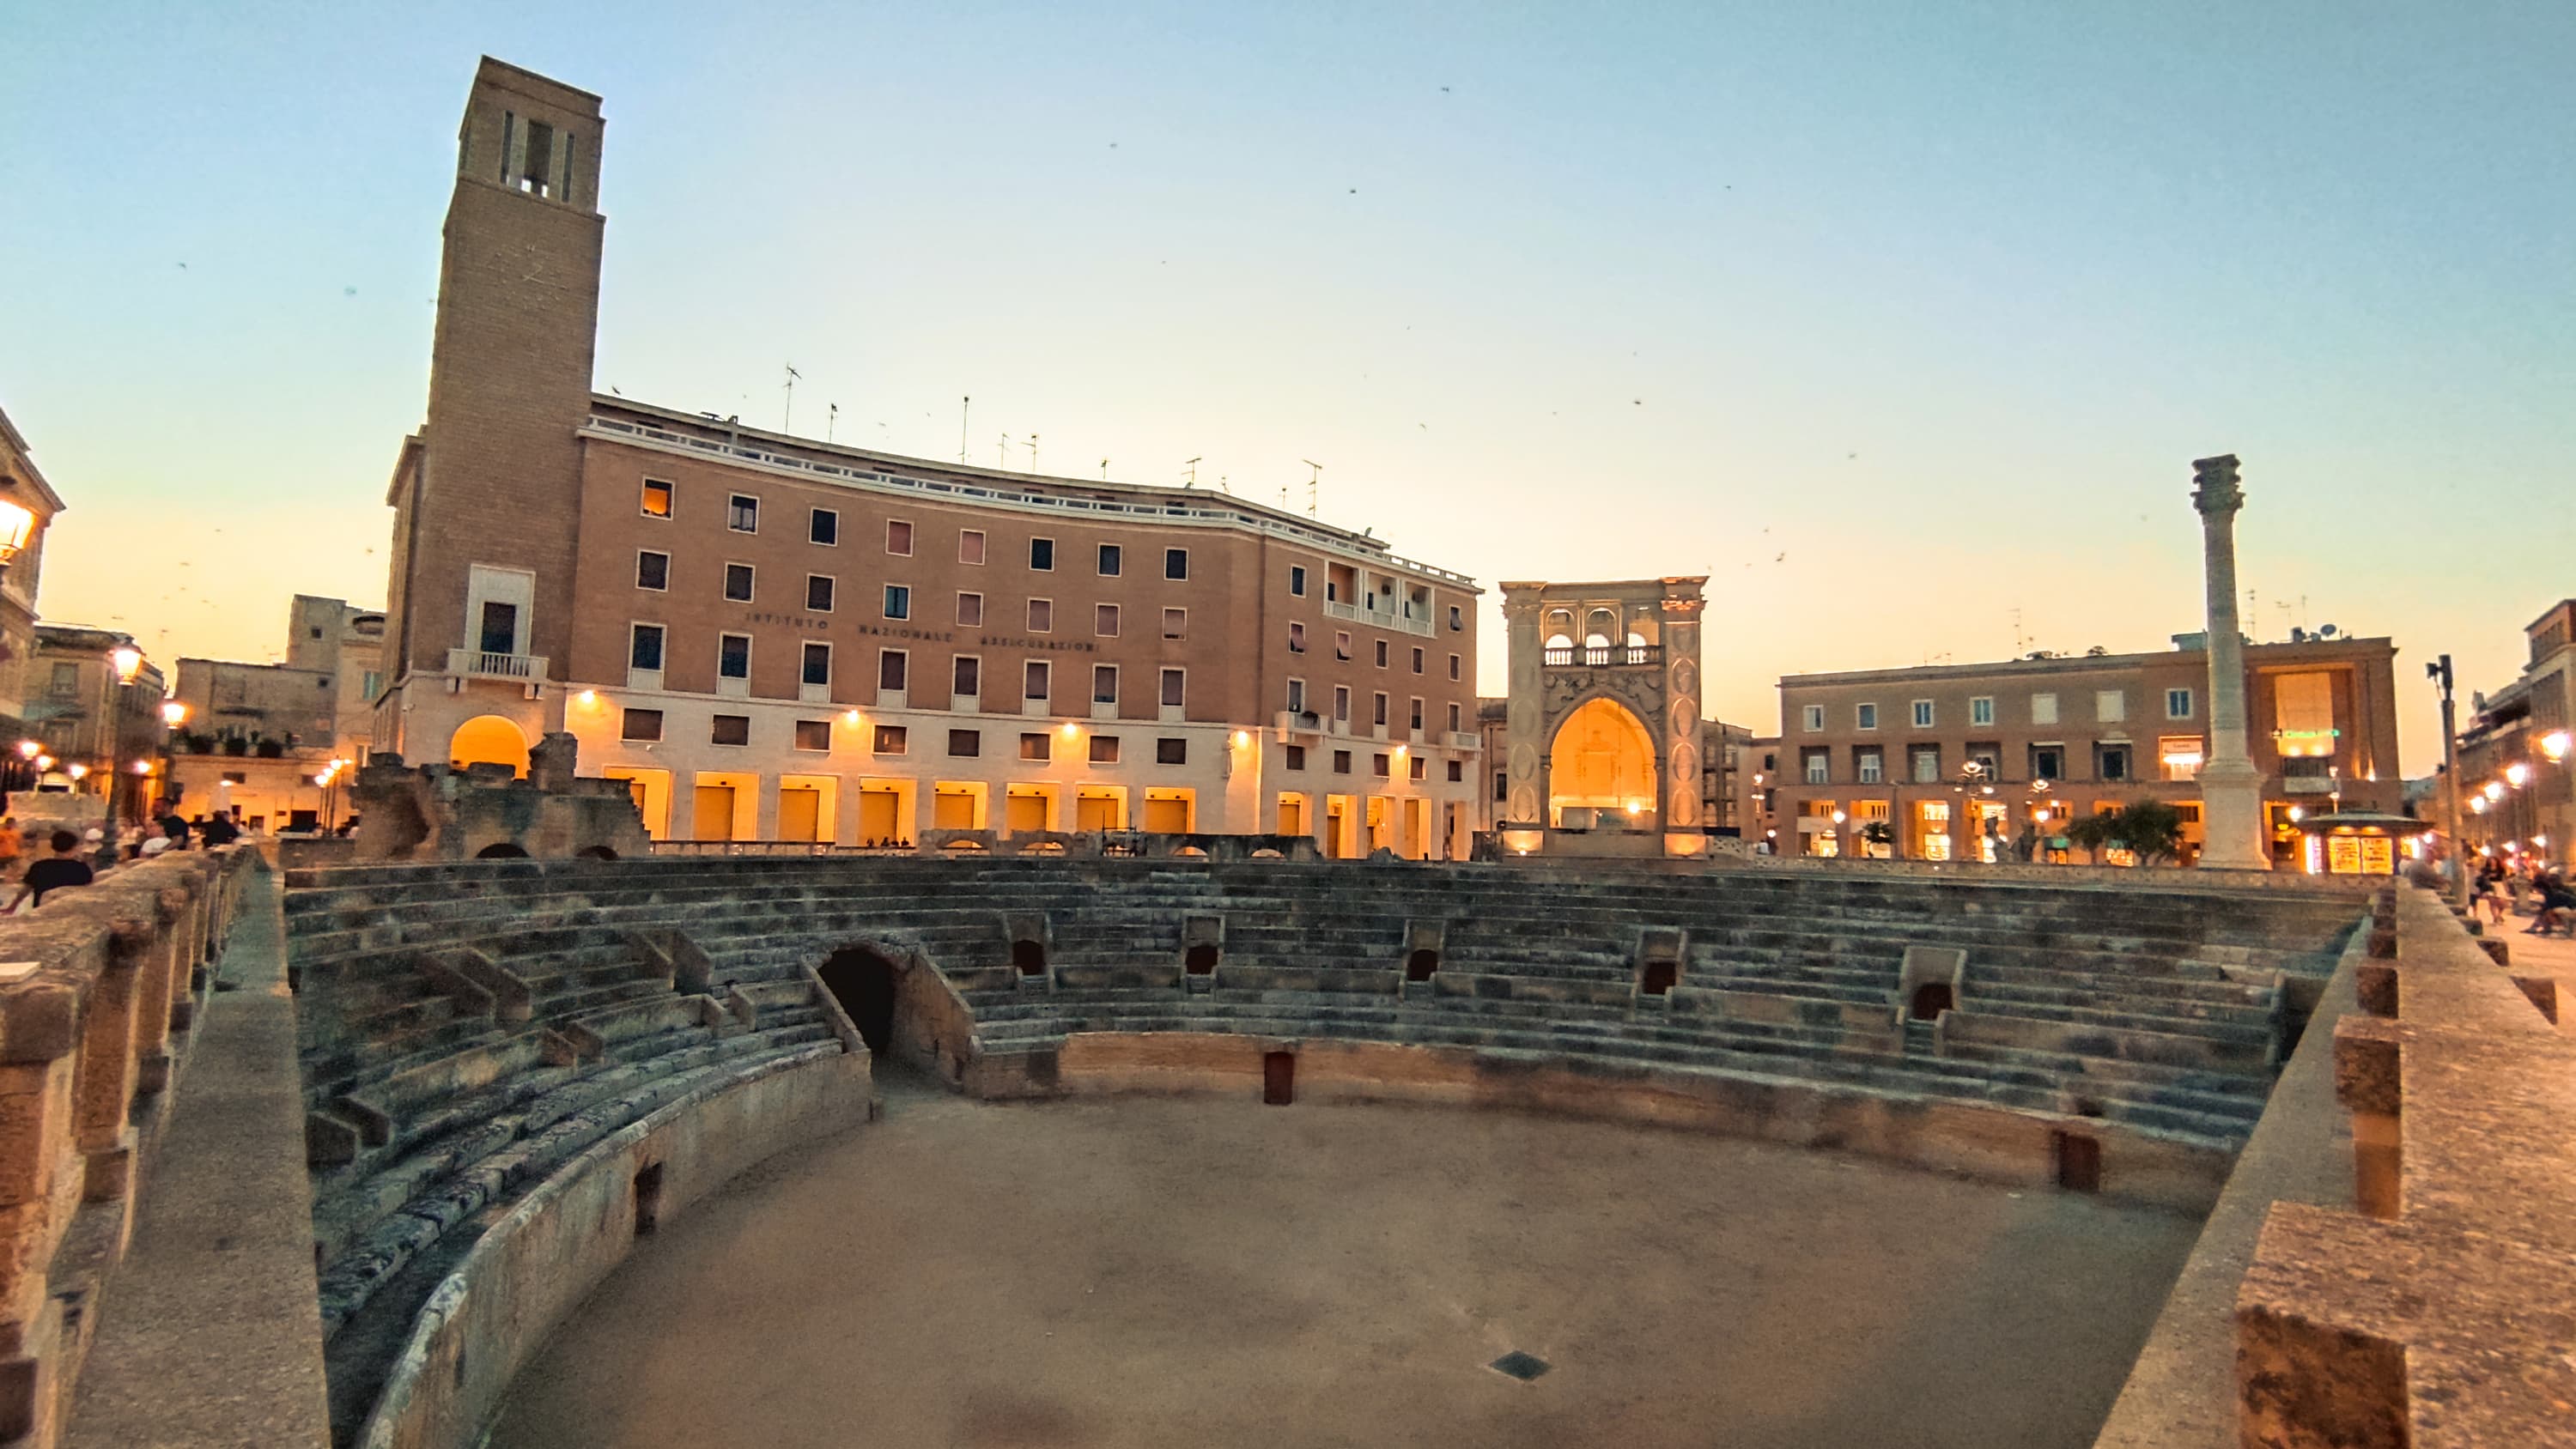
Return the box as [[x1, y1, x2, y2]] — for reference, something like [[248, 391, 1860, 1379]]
[[1768, 634, 2400, 866], [2453, 598, 2576, 863], [167, 596, 384, 829], [374, 58, 1483, 854], [0, 406, 69, 765]]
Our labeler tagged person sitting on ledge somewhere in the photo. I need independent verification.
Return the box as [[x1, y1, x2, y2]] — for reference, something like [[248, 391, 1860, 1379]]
[[9, 831, 94, 911]]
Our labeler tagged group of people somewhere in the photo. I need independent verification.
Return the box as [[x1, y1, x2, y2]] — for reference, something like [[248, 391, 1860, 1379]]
[[2473, 854, 2575, 937], [0, 807, 246, 912]]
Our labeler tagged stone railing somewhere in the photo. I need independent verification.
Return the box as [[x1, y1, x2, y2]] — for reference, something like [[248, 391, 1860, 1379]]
[[2229, 887, 2576, 1445], [0, 846, 258, 1447], [1724, 852, 2377, 894]]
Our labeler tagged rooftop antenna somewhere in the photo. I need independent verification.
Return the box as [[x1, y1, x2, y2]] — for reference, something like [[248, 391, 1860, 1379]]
[[826, 403, 838, 444], [1100, 458, 1110, 479], [1301, 459, 1321, 516], [782, 363, 800, 433], [1026, 433, 1040, 474], [1183, 457, 1200, 488], [2010, 607, 2026, 655], [1218, 475, 1230, 494], [959, 396, 970, 464], [998, 431, 1010, 467]]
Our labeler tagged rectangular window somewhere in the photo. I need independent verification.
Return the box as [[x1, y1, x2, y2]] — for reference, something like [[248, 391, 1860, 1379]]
[[885, 519, 914, 555], [711, 713, 750, 746], [2275, 672, 2332, 740], [1285, 744, 1307, 770], [1375, 640, 1389, 669], [1160, 668, 1185, 708], [1157, 737, 1187, 765], [477, 600, 518, 655], [2166, 687, 2194, 720], [953, 656, 981, 696], [727, 494, 758, 532], [1446, 760, 1463, 782], [1373, 692, 1389, 727], [1289, 621, 1308, 653], [883, 585, 910, 620], [805, 508, 839, 546], [1333, 750, 1352, 775], [629, 623, 665, 671], [1801, 704, 1825, 732], [1373, 754, 1392, 779], [1857, 748, 1884, 784], [2096, 689, 2125, 723], [1089, 734, 1120, 763], [1911, 700, 1935, 728], [1411, 647, 1425, 675], [1024, 660, 1049, 700], [1093, 664, 1119, 704], [1447, 702, 1461, 732], [1030, 537, 1055, 571], [1161, 608, 1187, 640], [2033, 745, 2064, 780], [1163, 548, 1188, 581], [1019, 731, 1051, 762], [959, 530, 987, 565], [2100, 745, 2129, 781], [1449, 604, 1464, 632], [1289, 565, 1307, 597], [718, 634, 750, 679], [1334, 686, 1351, 722], [641, 479, 673, 518], [1286, 678, 1308, 713], [1409, 698, 1425, 731], [1027, 598, 1053, 633], [793, 718, 831, 751], [1097, 543, 1120, 576], [1449, 654, 1461, 682], [1335, 631, 1352, 662], [1911, 746, 1941, 784], [878, 649, 908, 691], [1095, 603, 1119, 637], [1803, 749, 1829, 784], [806, 575, 834, 613], [801, 641, 831, 687], [1410, 755, 1428, 782], [635, 550, 669, 591], [1971, 695, 1996, 726], [1856, 702, 1878, 731], [872, 724, 908, 755], [723, 562, 754, 602], [2031, 693, 2060, 725], [948, 729, 981, 757], [619, 707, 663, 742], [957, 591, 984, 627]]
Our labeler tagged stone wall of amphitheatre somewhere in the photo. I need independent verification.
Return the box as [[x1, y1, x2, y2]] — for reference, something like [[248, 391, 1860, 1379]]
[[0, 845, 257, 1449]]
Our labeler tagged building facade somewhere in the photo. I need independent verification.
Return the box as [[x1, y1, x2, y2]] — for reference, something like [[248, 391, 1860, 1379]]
[[374, 59, 1483, 855], [24, 623, 166, 823], [167, 596, 384, 829], [1768, 634, 2401, 866], [0, 407, 69, 771], [2454, 598, 2575, 863]]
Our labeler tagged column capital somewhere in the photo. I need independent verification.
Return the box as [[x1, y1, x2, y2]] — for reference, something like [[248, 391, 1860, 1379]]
[[2191, 454, 2245, 517]]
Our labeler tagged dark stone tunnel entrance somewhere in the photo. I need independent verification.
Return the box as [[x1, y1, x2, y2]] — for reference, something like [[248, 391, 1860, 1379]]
[[817, 947, 901, 1055]]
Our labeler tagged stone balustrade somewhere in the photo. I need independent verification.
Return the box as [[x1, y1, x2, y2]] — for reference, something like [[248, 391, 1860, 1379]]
[[0, 845, 257, 1448]]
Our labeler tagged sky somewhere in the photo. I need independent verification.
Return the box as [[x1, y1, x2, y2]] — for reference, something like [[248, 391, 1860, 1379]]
[[3, 1, 2569, 775]]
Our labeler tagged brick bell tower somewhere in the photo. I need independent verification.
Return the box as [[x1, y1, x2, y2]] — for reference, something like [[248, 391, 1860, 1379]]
[[378, 58, 605, 764]]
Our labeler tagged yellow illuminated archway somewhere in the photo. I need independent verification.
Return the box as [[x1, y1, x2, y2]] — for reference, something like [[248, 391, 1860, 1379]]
[[1547, 696, 1656, 826], [448, 715, 531, 777]]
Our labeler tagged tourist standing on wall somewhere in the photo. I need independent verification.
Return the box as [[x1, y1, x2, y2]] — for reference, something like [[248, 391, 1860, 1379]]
[[9, 831, 93, 911]]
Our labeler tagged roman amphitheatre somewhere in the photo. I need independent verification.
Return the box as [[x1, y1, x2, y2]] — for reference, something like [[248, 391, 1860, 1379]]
[[21, 815, 2571, 1449]]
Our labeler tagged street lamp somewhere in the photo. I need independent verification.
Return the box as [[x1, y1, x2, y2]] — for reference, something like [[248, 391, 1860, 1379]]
[[96, 644, 148, 870], [0, 500, 35, 579]]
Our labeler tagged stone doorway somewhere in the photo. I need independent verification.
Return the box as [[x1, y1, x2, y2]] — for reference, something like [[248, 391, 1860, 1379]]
[[817, 947, 901, 1054]]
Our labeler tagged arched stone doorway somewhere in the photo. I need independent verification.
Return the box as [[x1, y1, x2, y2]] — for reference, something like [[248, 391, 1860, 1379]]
[[448, 714, 531, 777], [817, 946, 901, 1055], [1547, 697, 1657, 828]]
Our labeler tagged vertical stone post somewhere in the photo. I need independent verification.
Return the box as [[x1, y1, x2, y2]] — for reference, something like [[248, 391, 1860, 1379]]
[[2192, 454, 2270, 870], [1660, 579, 1707, 840], [1500, 584, 1546, 828]]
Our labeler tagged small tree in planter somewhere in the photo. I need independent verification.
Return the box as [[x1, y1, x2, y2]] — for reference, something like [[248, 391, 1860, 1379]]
[[2064, 810, 2117, 865], [2109, 798, 2186, 866], [253, 737, 286, 759], [1859, 820, 1895, 858], [220, 736, 250, 757]]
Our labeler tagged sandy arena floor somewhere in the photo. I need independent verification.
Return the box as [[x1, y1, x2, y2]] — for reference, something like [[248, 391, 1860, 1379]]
[[487, 1079, 2201, 1449]]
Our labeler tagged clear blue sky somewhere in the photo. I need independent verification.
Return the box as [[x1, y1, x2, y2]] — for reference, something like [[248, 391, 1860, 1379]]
[[4, 1, 2569, 773]]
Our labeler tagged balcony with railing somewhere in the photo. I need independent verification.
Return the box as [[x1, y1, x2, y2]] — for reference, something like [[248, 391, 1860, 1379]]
[[446, 649, 549, 682], [1321, 598, 1435, 638], [1544, 644, 1662, 669]]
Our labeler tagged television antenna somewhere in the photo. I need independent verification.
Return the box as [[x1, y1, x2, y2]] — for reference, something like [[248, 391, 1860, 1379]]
[[1183, 457, 1201, 488], [826, 403, 838, 443], [1301, 458, 1322, 516], [781, 363, 800, 433], [958, 397, 970, 463]]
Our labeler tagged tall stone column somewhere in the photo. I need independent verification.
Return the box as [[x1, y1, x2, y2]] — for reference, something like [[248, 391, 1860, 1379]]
[[1660, 578, 1708, 834], [2191, 455, 2269, 870], [1499, 584, 1546, 828]]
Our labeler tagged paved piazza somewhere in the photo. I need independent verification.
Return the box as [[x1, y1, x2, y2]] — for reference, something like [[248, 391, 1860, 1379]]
[[488, 1082, 2199, 1449]]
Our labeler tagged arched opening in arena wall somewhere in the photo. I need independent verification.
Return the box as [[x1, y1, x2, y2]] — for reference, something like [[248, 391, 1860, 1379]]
[[448, 714, 531, 777], [817, 946, 902, 1055], [1909, 982, 1955, 1021], [1547, 697, 1656, 828]]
